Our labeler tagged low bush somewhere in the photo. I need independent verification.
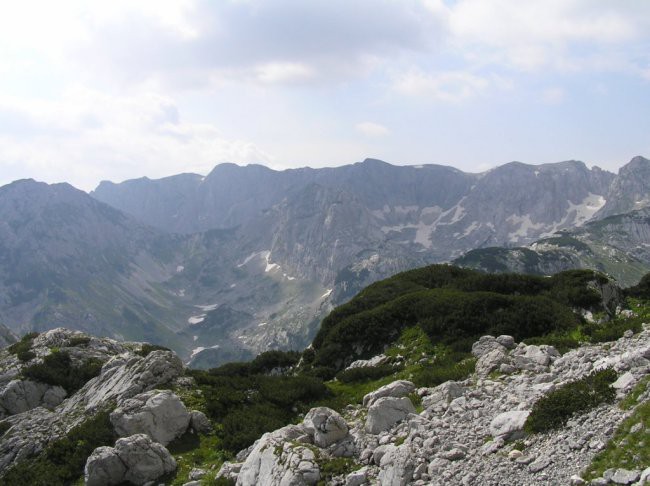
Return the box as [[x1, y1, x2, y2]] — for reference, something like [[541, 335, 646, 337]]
[[412, 354, 476, 388], [0, 410, 116, 485], [524, 369, 617, 433], [189, 370, 329, 454], [523, 334, 581, 353], [8, 332, 39, 362], [22, 350, 103, 394], [67, 336, 90, 347], [136, 343, 170, 357], [582, 319, 643, 343], [336, 364, 397, 384]]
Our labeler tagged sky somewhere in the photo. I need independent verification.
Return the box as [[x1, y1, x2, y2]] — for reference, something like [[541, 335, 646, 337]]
[[0, 0, 649, 191]]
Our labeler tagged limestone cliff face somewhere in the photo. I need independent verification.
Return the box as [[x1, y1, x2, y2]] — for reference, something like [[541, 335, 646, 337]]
[[597, 156, 650, 218]]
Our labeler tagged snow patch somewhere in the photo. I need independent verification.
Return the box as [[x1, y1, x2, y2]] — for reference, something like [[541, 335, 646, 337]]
[[258, 322, 267, 327], [230, 283, 236, 288], [196, 303, 218, 312], [190, 344, 220, 359], [263, 251, 280, 272], [176, 265, 184, 273], [193, 335, 198, 342], [462, 221, 480, 237], [507, 214, 545, 242], [188, 315, 206, 325], [321, 289, 333, 299], [570, 193, 606, 226]]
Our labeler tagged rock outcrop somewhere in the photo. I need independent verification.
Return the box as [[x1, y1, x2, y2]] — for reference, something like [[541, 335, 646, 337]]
[[0, 380, 66, 417], [110, 389, 191, 446], [224, 325, 650, 485], [0, 329, 185, 473], [84, 433, 176, 486]]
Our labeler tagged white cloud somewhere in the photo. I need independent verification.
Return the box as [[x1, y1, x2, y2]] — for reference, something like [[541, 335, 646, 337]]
[[447, 0, 650, 72], [0, 89, 272, 190], [542, 87, 566, 104], [356, 122, 390, 137], [394, 69, 489, 102], [255, 62, 317, 84]]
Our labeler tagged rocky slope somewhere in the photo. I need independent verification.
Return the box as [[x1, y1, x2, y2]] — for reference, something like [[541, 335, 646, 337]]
[[0, 267, 648, 485], [219, 327, 650, 485], [455, 207, 650, 287], [0, 179, 190, 345]]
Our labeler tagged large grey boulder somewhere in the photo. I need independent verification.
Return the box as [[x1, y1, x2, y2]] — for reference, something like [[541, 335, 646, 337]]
[[475, 349, 509, 377], [84, 446, 127, 486], [362, 380, 415, 408], [472, 336, 507, 358], [237, 424, 320, 486], [421, 380, 465, 409], [190, 410, 213, 434], [85, 434, 176, 486], [0, 380, 66, 417], [489, 410, 530, 441], [110, 389, 191, 446], [378, 445, 415, 486], [303, 407, 348, 447], [512, 344, 559, 371], [365, 397, 416, 434]]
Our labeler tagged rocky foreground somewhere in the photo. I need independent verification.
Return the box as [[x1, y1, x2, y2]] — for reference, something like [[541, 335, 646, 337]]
[[0, 324, 648, 485], [218, 327, 650, 485]]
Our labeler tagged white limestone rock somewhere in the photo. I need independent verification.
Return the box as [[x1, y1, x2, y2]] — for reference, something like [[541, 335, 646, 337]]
[[84, 434, 176, 486], [378, 445, 415, 486], [489, 410, 530, 441], [236, 424, 319, 486], [110, 389, 190, 446], [365, 397, 416, 434], [0, 380, 66, 417], [303, 407, 348, 447], [472, 336, 507, 358], [362, 380, 415, 408]]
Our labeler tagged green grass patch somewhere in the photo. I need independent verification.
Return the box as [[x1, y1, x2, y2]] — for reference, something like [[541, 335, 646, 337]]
[[583, 399, 650, 481], [525, 369, 617, 433], [0, 410, 116, 486], [620, 375, 650, 411], [167, 433, 230, 486], [316, 457, 361, 485]]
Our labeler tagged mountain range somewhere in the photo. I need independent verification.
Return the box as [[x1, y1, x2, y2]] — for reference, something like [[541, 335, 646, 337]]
[[0, 155, 649, 367]]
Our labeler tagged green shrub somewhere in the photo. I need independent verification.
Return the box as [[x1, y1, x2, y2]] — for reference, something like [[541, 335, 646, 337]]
[[525, 369, 617, 433], [188, 370, 329, 454], [22, 350, 103, 394], [0, 421, 10, 437], [16, 350, 36, 362], [412, 354, 476, 388], [8, 332, 39, 361], [67, 336, 90, 347], [336, 364, 397, 384], [136, 343, 170, 357], [523, 335, 581, 353], [0, 410, 116, 485], [582, 319, 643, 343], [317, 457, 360, 483], [625, 272, 650, 299]]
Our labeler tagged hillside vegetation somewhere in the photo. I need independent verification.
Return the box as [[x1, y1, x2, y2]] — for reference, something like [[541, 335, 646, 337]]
[[3, 264, 648, 485]]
